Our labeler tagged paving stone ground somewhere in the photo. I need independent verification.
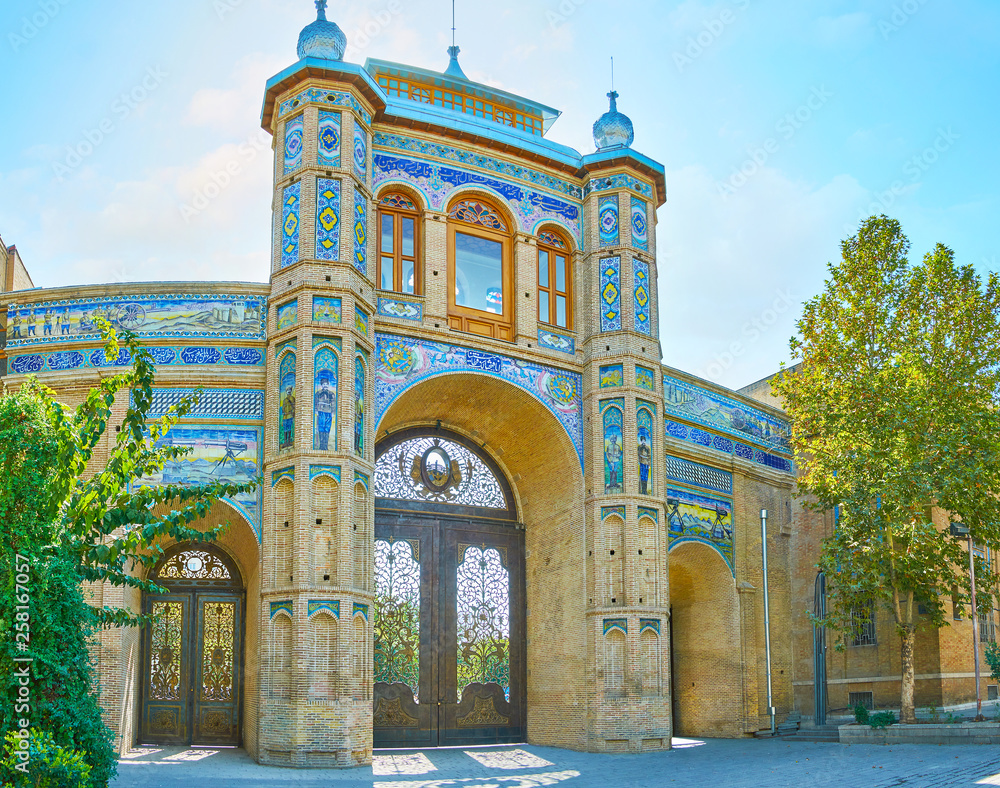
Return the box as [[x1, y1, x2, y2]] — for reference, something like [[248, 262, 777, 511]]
[[111, 738, 1000, 788]]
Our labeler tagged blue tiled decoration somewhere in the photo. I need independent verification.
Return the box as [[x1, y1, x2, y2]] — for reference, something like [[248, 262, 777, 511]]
[[601, 399, 625, 494], [638, 506, 659, 523], [278, 352, 296, 450], [309, 464, 341, 483], [134, 426, 263, 541], [6, 294, 266, 349], [318, 111, 341, 166], [354, 355, 366, 457], [537, 329, 575, 354], [373, 133, 584, 199], [377, 297, 422, 321], [634, 258, 651, 335], [353, 188, 367, 276], [277, 299, 298, 331], [631, 196, 649, 250], [274, 338, 297, 358], [272, 466, 295, 486], [353, 602, 369, 621], [372, 153, 582, 246], [637, 404, 654, 496], [600, 257, 622, 332], [639, 618, 660, 634], [281, 182, 301, 268], [355, 309, 370, 339], [603, 618, 627, 635], [313, 345, 338, 451], [636, 366, 655, 391], [283, 115, 304, 174], [663, 375, 792, 453], [599, 364, 623, 388], [664, 419, 793, 474], [307, 600, 340, 618], [353, 124, 367, 181], [375, 333, 584, 468], [313, 296, 342, 324], [355, 470, 369, 491], [666, 487, 734, 575], [601, 505, 626, 520], [270, 600, 293, 619], [598, 195, 620, 247], [277, 86, 371, 125], [585, 173, 654, 200], [666, 455, 734, 495], [8, 345, 264, 375], [145, 389, 264, 420], [316, 178, 340, 261]]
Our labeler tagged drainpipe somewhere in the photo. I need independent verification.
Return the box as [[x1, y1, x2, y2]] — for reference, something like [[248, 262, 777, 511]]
[[813, 571, 828, 726], [761, 508, 776, 736], [969, 535, 983, 720]]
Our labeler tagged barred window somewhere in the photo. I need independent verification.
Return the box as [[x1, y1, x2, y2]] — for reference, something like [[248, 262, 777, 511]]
[[851, 600, 877, 647], [979, 608, 997, 643]]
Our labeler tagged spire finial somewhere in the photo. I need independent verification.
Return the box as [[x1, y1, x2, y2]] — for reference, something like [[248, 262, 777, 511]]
[[444, 0, 467, 79], [452, 0, 457, 48], [315, 0, 327, 21], [611, 56, 615, 92]]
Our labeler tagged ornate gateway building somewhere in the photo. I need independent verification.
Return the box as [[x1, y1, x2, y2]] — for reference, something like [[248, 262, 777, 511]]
[[1, 2, 813, 768]]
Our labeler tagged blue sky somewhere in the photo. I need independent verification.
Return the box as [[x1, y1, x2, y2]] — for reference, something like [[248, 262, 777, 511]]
[[0, 0, 997, 389]]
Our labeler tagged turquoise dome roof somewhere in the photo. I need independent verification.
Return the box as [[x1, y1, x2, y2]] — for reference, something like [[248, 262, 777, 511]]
[[297, 0, 347, 61], [593, 91, 634, 150]]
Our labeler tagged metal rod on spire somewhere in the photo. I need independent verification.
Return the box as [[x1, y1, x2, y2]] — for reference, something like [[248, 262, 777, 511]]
[[452, 0, 456, 48], [611, 56, 614, 92]]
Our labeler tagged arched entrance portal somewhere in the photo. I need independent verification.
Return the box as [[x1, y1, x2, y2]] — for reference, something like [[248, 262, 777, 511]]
[[140, 543, 245, 746], [373, 428, 526, 748]]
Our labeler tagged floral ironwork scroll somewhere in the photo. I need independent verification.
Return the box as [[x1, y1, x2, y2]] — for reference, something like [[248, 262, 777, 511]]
[[374, 539, 421, 701], [200, 602, 235, 701], [456, 546, 510, 702], [149, 601, 184, 700], [156, 550, 232, 581], [374, 436, 506, 509]]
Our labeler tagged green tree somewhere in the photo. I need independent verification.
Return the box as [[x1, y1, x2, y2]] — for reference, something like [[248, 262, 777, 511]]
[[1, 323, 258, 786], [773, 215, 1000, 723]]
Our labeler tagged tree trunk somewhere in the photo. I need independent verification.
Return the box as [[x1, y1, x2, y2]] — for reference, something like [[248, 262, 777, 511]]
[[900, 627, 916, 723]]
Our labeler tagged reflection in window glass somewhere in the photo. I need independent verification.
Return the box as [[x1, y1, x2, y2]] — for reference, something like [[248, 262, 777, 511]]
[[381, 257, 395, 291], [538, 251, 549, 287], [455, 232, 503, 314], [402, 260, 415, 295], [402, 217, 415, 257], [556, 295, 566, 326], [381, 214, 394, 254], [555, 255, 566, 291]]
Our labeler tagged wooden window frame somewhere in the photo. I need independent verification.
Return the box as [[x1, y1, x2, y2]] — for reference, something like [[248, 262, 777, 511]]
[[376, 192, 421, 296], [447, 197, 514, 342], [537, 229, 573, 330]]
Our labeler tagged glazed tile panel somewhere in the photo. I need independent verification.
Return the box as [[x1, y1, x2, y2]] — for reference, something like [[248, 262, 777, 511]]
[[600, 257, 622, 332], [633, 258, 651, 335], [372, 153, 582, 246], [666, 487, 734, 575], [281, 182, 301, 268], [316, 178, 341, 261], [374, 333, 584, 468], [599, 196, 619, 247], [6, 294, 266, 348], [283, 115, 303, 174], [277, 86, 371, 126], [663, 375, 791, 454], [317, 111, 341, 166]]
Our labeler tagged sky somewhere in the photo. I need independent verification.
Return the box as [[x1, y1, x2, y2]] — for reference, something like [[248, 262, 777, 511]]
[[0, 0, 997, 390]]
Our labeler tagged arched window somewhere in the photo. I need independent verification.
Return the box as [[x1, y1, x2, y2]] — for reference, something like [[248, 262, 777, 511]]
[[537, 229, 572, 329], [447, 196, 514, 341], [377, 191, 420, 294]]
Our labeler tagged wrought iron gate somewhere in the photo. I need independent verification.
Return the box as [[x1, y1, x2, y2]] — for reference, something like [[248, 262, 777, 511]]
[[373, 430, 526, 748], [140, 545, 244, 746]]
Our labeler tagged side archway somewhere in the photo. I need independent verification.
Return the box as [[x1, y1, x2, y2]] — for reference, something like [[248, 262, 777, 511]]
[[668, 541, 742, 737]]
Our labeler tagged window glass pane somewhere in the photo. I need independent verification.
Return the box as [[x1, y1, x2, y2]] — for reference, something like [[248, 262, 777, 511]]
[[455, 231, 503, 314], [555, 256, 566, 292], [402, 260, 415, 294], [538, 251, 549, 287], [381, 214, 394, 254], [381, 257, 395, 291], [556, 295, 567, 327], [402, 217, 415, 257], [539, 295, 549, 323]]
